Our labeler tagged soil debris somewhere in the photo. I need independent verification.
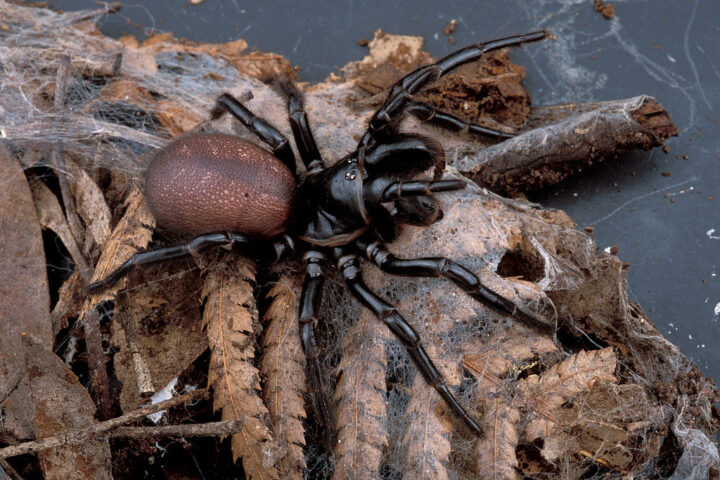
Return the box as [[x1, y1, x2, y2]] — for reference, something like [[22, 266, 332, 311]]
[[594, 0, 616, 19]]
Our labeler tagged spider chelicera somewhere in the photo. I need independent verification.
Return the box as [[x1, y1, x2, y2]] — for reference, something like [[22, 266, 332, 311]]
[[89, 30, 549, 441]]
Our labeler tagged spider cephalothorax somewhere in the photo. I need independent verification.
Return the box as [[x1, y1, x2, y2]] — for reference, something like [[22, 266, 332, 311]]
[[89, 30, 549, 442]]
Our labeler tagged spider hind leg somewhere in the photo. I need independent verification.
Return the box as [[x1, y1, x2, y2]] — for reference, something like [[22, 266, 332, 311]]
[[211, 93, 298, 175], [335, 250, 483, 436], [298, 251, 334, 449]]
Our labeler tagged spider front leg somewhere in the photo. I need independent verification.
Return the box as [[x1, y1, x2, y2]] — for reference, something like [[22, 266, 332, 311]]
[[334, 249, 483, 436], [363, 30, 547, 139], [354, 237, 551, 333], [298, 251, 333, 449], [87, 233, 293, 293], [405, 102, 516, 139]]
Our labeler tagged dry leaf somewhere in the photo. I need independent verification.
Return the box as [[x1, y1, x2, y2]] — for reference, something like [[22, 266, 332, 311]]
[[0, 143, 52, 442], [464, 332, 559, 480], [68, 158, 112, 259], [82, 186, 155, 308], [260, 275, 307, 478], [111, 259, 207, 412], [203, 255, 279, 479], [521, 348, 617, 445], [332, 309, 390, 480], [22, 334, 113, 480], [401, 375, 453, 480], [28, 174, 90, 275]]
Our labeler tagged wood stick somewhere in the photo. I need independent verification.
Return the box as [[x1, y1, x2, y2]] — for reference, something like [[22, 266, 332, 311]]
[[0, 389, 208, 459], [52, 55, 90, 277], [83, 307, 113, 419], [108, 420, 245, 439], [457, 96, 678, 196]]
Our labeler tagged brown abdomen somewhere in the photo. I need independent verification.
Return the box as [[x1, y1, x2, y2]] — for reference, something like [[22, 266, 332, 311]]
[[145, 133, 296, 238]]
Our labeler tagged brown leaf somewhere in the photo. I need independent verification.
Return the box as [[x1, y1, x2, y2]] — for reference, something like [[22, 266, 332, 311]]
[[401, 374, 453, 480], [0, 144, 52, 442], [68, 158, 112, 260], [111, 260, 207, 412], [521, 348, 617, 459], [465, 331, 558, 480], [202, 255, 279, 479], [83, 186, 155, 306], [22, 334, 112, 480], [332, 310, 390, 480], [28, 173, 90, 275], [260, 275, 307, 478]]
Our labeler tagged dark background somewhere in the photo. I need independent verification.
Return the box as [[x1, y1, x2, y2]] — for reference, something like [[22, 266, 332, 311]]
[[50, 0, 720, 390]]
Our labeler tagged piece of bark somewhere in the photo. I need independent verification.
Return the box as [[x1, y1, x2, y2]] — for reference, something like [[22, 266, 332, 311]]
[[83, 308, 113, 420], [459, 96, 679, 196]]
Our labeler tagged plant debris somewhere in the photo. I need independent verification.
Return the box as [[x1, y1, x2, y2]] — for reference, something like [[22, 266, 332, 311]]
[[0, 3, 715, 479]]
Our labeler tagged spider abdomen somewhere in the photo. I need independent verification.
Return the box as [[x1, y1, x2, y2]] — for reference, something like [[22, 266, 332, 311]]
[[145, 133, 296, 238]]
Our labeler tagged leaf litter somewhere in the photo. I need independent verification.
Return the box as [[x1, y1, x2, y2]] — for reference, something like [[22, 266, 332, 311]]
[[0, 2, 716, 479]]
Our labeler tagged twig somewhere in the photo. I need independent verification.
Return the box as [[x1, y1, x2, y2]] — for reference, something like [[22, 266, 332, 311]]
[[458, 96, 678, 195], [108, 420, 245, 439], [0, 458, 25, 480], [117, 313, 155, 397], [52, 55, 90, 278], [0, 389, 208, 459], [83, 307, 113, 419]]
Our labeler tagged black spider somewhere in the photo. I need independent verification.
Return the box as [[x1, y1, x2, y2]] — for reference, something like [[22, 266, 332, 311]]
[[89, 30, 549, 443]]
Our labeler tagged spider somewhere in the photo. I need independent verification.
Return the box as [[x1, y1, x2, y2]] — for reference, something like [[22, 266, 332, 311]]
[[89, 30, 549, 442]]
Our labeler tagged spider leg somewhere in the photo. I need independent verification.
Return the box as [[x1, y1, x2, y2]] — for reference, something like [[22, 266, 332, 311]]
[[355, 238, 551, 333], [334, 249, 483, 436], [358, 30, 547, 147], [299, 251, 333, 449], [212, 93, 297, 175], [87, 233, 293, 294], [379, 179, 466, 202], [275, 81, 326, 173], [406, 102, 516, 139]]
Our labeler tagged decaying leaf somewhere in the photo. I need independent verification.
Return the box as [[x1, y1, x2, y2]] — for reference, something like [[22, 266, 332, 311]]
[[202, 254, 279, 479], [111, 257, 207, 412], [68, 158, 112, 260], [260, 275, 307, 479], [0, 143, 52, 443], [0, 2, 716, 478], [332, 307, 390, 480], [82, 186, 155, 307], [28, 173, 90, 276], [521, 348, 618, 457], [22, 334, 113, 480]]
